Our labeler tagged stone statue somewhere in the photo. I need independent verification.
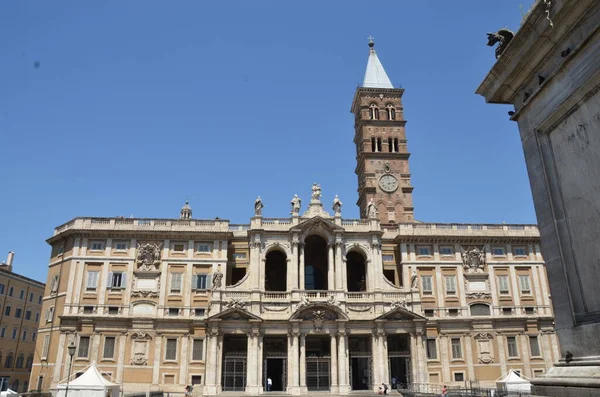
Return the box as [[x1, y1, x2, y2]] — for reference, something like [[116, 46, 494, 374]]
[[290, 194, 301, 215], [332, 195, 342, 214], [136, 243, 162, 271], [486, 29, 515, 59], [212, 267, 223, 289], [411, 270, 419, 290], [461, 246, 486, 273], [311, 183, 322, 201], [254, 196, 264, 216], [366, 199, 378, 219]]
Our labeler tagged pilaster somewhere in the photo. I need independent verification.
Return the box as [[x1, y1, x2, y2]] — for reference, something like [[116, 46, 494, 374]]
[[328, 244, 335, 290], [330, 333, 339, 394]]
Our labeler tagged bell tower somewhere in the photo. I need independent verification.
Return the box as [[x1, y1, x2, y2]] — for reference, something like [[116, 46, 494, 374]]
[[351, 38, 415, 223]]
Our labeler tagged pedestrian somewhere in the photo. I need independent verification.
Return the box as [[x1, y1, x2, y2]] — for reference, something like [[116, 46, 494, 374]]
[[442, 384, 448, 397], [267, 377, 272, 392], [383, 383, 389, 395], [391, 376, 397, 389]]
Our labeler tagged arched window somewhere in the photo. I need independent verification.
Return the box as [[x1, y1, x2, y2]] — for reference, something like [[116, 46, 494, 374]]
[[26, 355, 34, 368], [5, 352, 14, 368], [23, 381, 29, 393], [470, 303, 491, 316], [12, 380, 19, 392], [386, 104, 396, 120], [16, 353, 24, 368], [369, 104, 379, 120]]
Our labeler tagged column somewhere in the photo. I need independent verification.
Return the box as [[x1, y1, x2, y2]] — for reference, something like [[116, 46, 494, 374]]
[[541, 332, 553, 369], [497, 334, 507, 376], [440, 335, 450, 382], [290, 242, 299, 290], [328, 244, 335, 290], [216, 333, 224, 390], [257, 333, 264, 392], [520, 334, 532, 377], [180, 336, 189, 386], [335, 241, 343, 290], [299, 334, 306, 389], [464, 335, 475, 381], [371, 331, 380, 387], [247, 333, 257, 391], [299, 244, 305, 290], [330, 333, 338, 393], [415, 332, 427, 384], [381, 332, 389, 385], [288, 331, 300, 391], [410, 333, 419, 384], [338, 330, 348, 392], [116, 334, 126, 382]]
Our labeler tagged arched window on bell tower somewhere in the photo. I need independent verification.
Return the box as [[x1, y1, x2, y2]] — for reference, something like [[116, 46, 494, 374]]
[[369, 104, 379, 120], [386, 104, 396, 120]]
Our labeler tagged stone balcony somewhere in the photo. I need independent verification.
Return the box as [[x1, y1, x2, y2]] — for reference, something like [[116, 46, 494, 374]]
[[394, 222, 540, 242]]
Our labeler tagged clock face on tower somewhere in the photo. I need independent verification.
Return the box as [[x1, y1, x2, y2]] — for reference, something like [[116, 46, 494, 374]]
[[379, 174, 398, 193]]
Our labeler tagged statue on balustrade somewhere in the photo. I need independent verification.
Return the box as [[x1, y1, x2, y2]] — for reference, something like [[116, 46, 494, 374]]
[[291, 194, 301, 215], [311, 183, 322, 201], [332, 195, 342, 214], [254, 196, 264, 216], [366, 199, 378, 219]]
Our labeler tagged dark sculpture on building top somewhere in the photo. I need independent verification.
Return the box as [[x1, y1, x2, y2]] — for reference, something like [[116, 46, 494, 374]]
[[486, 29, 515, 59]]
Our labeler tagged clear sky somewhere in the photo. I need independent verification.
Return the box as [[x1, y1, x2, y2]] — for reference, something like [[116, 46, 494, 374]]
[[0, 0, 536, 282]]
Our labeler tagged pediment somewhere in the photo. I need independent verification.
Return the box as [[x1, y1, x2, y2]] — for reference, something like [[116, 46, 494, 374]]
[[289, 302, 349, 321], [207, 308, 263, 322], [292, 216, 343, 233], [375, 306, 426, 321]]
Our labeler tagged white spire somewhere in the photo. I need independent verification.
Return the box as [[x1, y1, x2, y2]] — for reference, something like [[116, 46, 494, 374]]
[[362, 37, 394, 89]]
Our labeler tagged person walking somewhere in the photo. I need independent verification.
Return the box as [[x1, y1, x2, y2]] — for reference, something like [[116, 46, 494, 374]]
[[441, 384, 448, 397], [267, 377, 272, 392]]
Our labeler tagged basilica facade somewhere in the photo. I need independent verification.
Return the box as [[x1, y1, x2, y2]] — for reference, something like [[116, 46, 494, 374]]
[[31, 41, 558, 395]]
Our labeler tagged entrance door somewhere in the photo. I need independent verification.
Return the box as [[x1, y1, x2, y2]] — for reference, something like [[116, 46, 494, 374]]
[[264, 358, 287, 391], [349, 357, 372, 390], [306, 357, 330, 391], [388, 356, 410, 389], [222, 356, 247, 391]]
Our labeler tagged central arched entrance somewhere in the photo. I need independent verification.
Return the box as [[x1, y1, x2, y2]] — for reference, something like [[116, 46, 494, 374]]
[[304, 235, 328, 290], [265, 250, 287, 291], [346, 251, 367, 292]]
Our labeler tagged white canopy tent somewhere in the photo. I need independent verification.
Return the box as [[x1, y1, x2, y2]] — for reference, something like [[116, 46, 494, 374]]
[[57, 363, 121, 397], [0, 389, 18, 397], [496, 370, 532, 394]]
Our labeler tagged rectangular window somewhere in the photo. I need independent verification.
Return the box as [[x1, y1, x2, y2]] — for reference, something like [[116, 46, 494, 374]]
[[417, 246, 431, 256], [502, 307, 512, 315], [519, 275, 531, 293], [165, 339, 177, 360], [25, 310, 31, 320], [170, 273, 183, 293], [86, 271, 99, 290], [78, 336, 90, 358], [194, 275, 209, 290], [90, 241, 104, 251], [12, 328, 18, 339], [103, 337, 116, 359], [0, 284, 4, 294], [35, 312, 40, 322], [507, 336, 519, 358], [445, 276, 456, 295], [233, 253, 246, 260], [426, 339, 437, 360], [22, 330, 28, 340], [448, 308, 459, 316], [454, 373, 464, 382], [38, 296, 42, 304], [440, 246, 454, 256], [41, 335, 50, 358], [108, 307, 119, 315], [498, 275, 510, 293], [451, 338, 462, 359], [15, 308, 22, 318], [4, 306, 10, 316], [108, 272, 126, 288], [36, 376, 44, 391], [83, 306, 94, 314], [195, 308, 206, 317], [46, 307, 54, 322], [20, 289, 25, 300], [192, 339, 204, 361], [196, 243, 210, 253], [173, 243, 185, 252], [50, 275, 59, 293], [424, 309, 435, 317], [421, 276, 432, 293], [525, 307, 535, 315], [514, 246, 527, 256], [9, 286, 14, 296], [29, 292, 34, 302], [32, 331, 36, 341], [529, 336, 541, 357], [115, 242, 128, 251], [191, 375, 202, 385], [492, 247, 506, 256], [168, 308, 179, 316], [382, 255, 394, 262], [0, 326, 6, 337]]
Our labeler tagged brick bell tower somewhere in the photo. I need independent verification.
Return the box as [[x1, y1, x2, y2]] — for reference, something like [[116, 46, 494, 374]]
[[351, 38, 415, 223]]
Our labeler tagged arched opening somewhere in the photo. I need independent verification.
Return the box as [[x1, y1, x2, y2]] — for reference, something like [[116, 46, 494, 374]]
[[386, 104, 396, 120], [470, 303, 491, 316], [16, 353, 24, 368], [346, 251, 367, 292], [369, 104, 379, 120], [265, 250, 287, 291], [304, 235, 328, 290]]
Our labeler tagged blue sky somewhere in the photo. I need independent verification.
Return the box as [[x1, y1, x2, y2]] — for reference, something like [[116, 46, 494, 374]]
[[0, 1, 535, 281]]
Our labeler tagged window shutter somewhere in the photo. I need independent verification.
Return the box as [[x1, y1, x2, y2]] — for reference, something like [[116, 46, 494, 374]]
[[121, 273, 127, 288], [206, 275, 212, 290], [106, 272, 113, 288], [192, 275, 198, 289]]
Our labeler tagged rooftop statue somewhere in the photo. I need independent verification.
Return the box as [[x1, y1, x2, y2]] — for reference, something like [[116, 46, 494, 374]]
[[291, 194, 301, 215], [486, 29, 514, 59], [311, 183, 322, 201], [254, 196, 264, 216]]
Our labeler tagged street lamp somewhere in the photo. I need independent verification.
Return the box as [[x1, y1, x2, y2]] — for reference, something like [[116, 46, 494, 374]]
[[65, 342, 77, 397]]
